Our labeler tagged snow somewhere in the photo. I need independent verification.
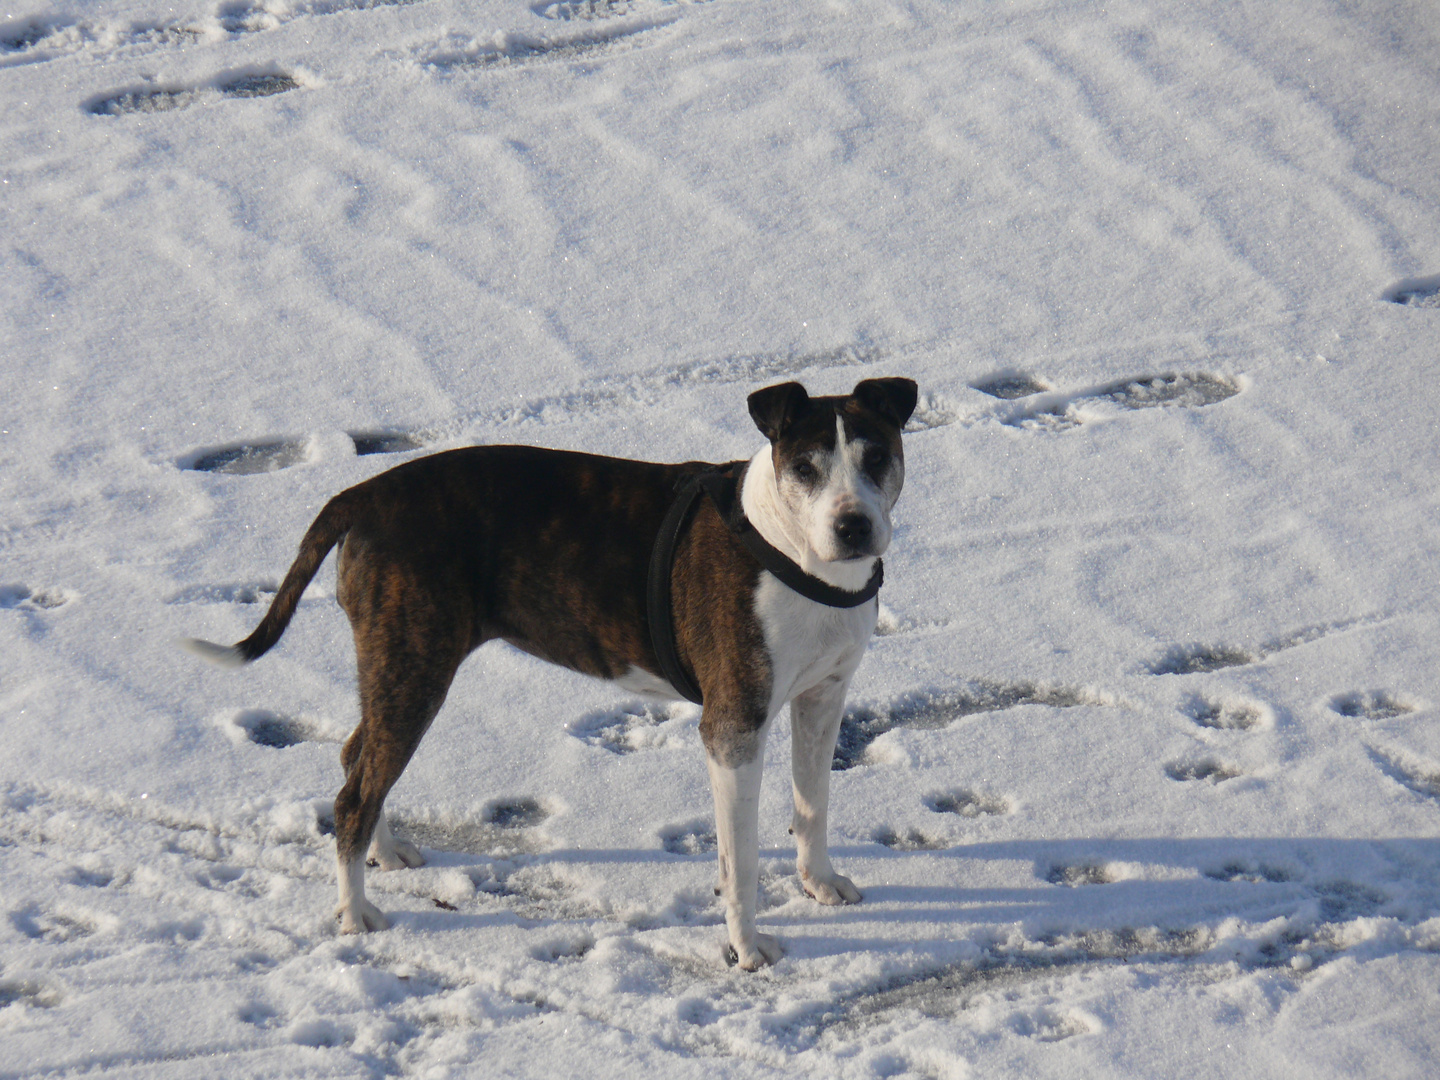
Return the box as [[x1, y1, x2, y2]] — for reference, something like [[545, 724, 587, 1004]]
[[2, 0, 1439, 1075]]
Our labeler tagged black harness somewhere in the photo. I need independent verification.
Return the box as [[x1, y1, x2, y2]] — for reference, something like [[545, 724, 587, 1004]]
[[646, 463, 883, 705]]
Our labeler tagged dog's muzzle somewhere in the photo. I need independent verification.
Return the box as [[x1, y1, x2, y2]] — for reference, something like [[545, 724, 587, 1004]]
[[834, 512, 878, 558]]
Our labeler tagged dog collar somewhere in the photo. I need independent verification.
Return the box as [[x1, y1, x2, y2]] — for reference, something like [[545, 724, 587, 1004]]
[[647, 464, 883, 705], [698, 465, 884, 608]]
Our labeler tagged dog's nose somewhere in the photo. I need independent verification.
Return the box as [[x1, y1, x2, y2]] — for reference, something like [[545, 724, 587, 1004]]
[[835, 513, 872, 548]]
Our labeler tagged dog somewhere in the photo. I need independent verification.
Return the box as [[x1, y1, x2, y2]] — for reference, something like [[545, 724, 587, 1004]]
[[183, 377, 917, 969]]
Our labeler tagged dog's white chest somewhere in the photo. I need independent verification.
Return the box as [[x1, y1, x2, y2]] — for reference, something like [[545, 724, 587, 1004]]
[[754, 573, 876, 710]]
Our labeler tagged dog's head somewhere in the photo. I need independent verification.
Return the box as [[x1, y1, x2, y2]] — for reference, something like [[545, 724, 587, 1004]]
[[748, 378, 918, 563]]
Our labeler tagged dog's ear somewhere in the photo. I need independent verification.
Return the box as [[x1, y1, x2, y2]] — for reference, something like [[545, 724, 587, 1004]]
[[748, 382, 810, 442], [853, 378, 918, 428]]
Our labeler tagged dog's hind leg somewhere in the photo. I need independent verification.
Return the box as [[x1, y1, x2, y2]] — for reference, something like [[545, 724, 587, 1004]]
[[333, 597, 467, 934], [341, 725, 426, 871], [790, 674, 862, 906]]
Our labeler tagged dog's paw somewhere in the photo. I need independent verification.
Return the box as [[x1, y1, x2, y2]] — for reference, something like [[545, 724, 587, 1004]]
[[801, 869, 862, 905], [336, 899, 391, 934], [368, 837, 425, 871], [726, 932, 783, 971]]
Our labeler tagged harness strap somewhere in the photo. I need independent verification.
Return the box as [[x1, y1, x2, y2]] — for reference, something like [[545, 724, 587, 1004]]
[[646, 465, 884, 706], [646, 473, 708, 705]]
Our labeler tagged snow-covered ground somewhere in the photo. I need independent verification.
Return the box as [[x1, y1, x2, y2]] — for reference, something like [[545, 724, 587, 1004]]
[[3, 0, 1439, 1075]]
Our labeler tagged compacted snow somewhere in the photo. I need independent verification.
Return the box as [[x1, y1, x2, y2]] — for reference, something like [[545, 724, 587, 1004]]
[[2, 0, 1438, 1076]]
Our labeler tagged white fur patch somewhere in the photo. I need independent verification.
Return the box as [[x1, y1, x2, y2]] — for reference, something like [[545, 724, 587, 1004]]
[[177, 637, 248, 669], [614, 664, 683, 700]]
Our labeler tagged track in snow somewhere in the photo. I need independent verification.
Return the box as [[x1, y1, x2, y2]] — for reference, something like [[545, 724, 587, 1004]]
[[832, 681, 1108, 771], [1383, 275, 1440, 308], [88, 72, 299, 115], [0, 584, 74, 611], [1146, 617, 1376, 675]]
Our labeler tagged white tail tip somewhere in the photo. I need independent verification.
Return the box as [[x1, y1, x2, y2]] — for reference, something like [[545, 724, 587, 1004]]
[[177, 637, 248, 669]]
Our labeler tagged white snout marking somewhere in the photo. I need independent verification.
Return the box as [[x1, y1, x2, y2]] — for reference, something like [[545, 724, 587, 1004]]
[[804, 416, 890, 563]]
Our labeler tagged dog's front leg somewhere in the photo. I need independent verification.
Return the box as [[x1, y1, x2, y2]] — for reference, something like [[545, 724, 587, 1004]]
[[705, 724, 782, 970], [790, 674, 862, 906]]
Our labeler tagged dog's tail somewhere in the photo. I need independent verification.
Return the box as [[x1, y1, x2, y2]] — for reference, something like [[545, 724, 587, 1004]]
[[179, 493, 356, 668]]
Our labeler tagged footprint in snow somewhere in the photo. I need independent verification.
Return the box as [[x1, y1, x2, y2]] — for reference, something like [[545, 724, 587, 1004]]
[[1147, 619, 1366, 676], [474, 862, 582, 911], [1149, 643, 1256, 675], [1313, 880, 1387, 920], [66, 867, 116, 889], [0, 584, 74, 610], [902, 397, 960, 432], [177, 431, 423, 474], [925, 789, 1010, 817], [1164, 758, 1243, 783], [999, 371, 1240, 432], [10, 0, 436, 63], [224, 708, 336, 749], [531, 933, 594, 962], [1089, 372, 1240, 410], [1045, 862, 1114, 886], [221, 0, 431, 35], [1011, 1010, 1093, 1042], [1382, 275, 1440, 309], [12, 907, 95, 943], [194, 864, 252, 895], [569, 700, 696, 754], [1203, 860, 1293, 883], [0, 979, 61, 1010], [533, 0, 645, 18], [381, 798, 555, 859], [89, 72, 299, 116], [17, 0, 428, 52], [238, 1004, 283, 1030], [834, 681, 1104, 771], [661, 822, 716, 855], [1367, 747, 1440, 801], [180, 437, 310, 475], [1330, 690, 1415, 721], [418, 18, 670, 71], [873, 826, 948, 851], [350, 431, 427, 456], [484, 796, 550, 830], [1, 17, 202, 64], [533, 0, 713, 19], [1184, 696, 1268, 731], [218, 2, 275, 34], [971, 372, 1051, 399], [1, 19, 56, 51], [167, 582, 277, 605]]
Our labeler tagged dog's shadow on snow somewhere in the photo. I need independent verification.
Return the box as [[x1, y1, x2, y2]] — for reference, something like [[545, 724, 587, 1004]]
[[414, 835, 1439, 932], [764, 837, 1439, 945], [395, 836, 1438, 977], [756, 837, 1437, 979]]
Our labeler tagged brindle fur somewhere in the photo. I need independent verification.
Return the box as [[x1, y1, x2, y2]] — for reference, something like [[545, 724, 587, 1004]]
[[226, 447, 773, 869], [192, 378, 916, 959]]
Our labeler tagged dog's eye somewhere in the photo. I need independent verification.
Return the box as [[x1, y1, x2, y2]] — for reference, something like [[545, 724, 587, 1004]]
[[793, 461, 819, 483], [862, 447, 888, 473]]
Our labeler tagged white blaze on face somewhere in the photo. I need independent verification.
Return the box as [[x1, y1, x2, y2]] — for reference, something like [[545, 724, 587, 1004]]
[[781, 414, 897, 564]]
